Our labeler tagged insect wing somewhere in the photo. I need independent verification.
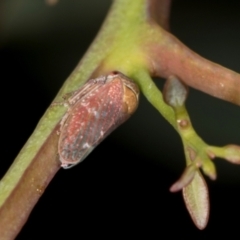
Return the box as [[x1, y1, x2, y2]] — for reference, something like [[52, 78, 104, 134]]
[[59, 77, 124, 168], [66, 76, 106, 105]]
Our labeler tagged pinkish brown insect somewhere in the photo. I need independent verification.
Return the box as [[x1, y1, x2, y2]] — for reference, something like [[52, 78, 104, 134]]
[[58, 72, 139, 169]]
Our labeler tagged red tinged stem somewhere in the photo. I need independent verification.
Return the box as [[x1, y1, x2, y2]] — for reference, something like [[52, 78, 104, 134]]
[[147, 0, 172, 30], [0, 126, 61, 239], [148, 30, 240, 105]]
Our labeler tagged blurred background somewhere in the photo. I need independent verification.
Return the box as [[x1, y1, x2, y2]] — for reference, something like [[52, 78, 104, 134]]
[[1, 0, 240, 238]]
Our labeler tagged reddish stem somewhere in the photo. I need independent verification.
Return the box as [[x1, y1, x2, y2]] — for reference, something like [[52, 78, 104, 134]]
[[147, 0, 172, 30], [148, 30, 240, 105], [0, 126, 61, 239]]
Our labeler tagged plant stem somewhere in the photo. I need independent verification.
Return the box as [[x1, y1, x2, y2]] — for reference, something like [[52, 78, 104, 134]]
[[0, 0, 239, 238]]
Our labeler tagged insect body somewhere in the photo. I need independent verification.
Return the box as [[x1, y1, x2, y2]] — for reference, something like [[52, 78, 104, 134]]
[[58, 72, 139, 169]]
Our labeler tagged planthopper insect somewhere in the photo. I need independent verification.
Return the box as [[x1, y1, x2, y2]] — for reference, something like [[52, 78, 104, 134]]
[[57, 72, 139, 169]]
